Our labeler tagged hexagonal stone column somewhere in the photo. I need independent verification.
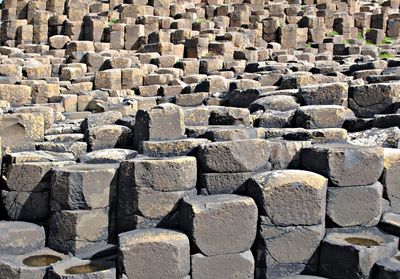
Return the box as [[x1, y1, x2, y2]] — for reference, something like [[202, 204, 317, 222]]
[[179, 194, 258, 256], [246, 170, 327, 277], [0, 221, 45, 255], [117, 156, 197, 232], [49, 256, 116, 278], [50, 163, 119, 211], [295, 105, 346, 129], [319, 227, 398, 279], [373, 251, 400, 278], [191, 250, 255, 279], [133, 103, 185, 149], [301, 143, 384, 187], [327, 182, 384, 227], [48, 209, 109, 255], [196, 139, 271, 173], [380, 148, 400, 212], [0, 248, 66, 278], [247, 170, 327, 225], [118, 228, 190, 279], [1, 159, 74, 221]]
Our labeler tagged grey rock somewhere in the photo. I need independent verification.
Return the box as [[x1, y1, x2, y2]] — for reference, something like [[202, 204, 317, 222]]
[[0, 248, 66, 279], [295, 105, 346, 129], [327, 182, 384, 227], [255, 219, 325, 278], [349, 83, 400, 117], [118, 156, 197, 192], [179, 194, 258, 256], [319, 227, 399, 279], [0, 221, 45, 255], [79, 148, 137, 164], [48, 209, 110, 255], [373, 252, 400, 279], [246, 170, 327, 226], [191, 250, 254, 279], [196, 139, 271, 173], [298, 82, 348, 106], [301, 143, 384, 187], [118, 229, 190, 279], [133, 103, 185, 149], [51, 163, 119, 211], [49, 256, 116, 279], [347, 127, 400, 148]]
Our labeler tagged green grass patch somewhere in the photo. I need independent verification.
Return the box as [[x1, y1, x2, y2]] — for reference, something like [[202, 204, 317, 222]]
[[380, 36, 395, 45], [327, 30, 339, 37], [108, 17, 119, 27], [379, 52, 395, 59]]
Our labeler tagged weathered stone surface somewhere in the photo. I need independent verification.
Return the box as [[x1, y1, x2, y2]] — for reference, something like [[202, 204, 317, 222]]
[[380, 148, 400, 212], [80, 111, 122, 131], [187, 126, 264, 142], [50, 163, 119, 211], [48, 209, 109, 255], [117, 156, 197, 232], [179, 194, 258, 256], [349, 83, 400, 117], [0, 221, 45, 255], [2, 190, 50, 221], [327, 182, 384, 227], [373, 251, 400, 279], [49, 256, 116, 279], [191, 250, 254, 279], [295, 105, 346, 129], [2, 161, 73, 192], [301, 143, 384, 187], [86, 124, 132, 151], [199, 172, 253, 194], [196, 139, 271, 173], [118, 228, 190, 279], [133, 103, 185, 149], [266, 128, 348, 143], [119, 156, 197, 192], [255, 220, 325, 278], [140, 138, 210, 157], [246, 170, 327, 226], [79, 148, 137, 164], [379, 212, 400, 237], [319, 227, 399, 279], [0, 248, 66, 279], [348, 127, 400, 148], [0, 113, 44, 152], [249, 95, 299, 113], [298, 82, 348, 106], [0, 84, 31, 106]]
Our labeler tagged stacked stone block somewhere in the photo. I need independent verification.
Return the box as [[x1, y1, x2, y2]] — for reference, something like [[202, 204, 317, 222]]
[[48, 163, 119, 255], [302, 143, 385, 228], [0, 0, 400, 278], [247, 170, 327, 278], [117, 156, 197, 232], [179, 194, 258, 279]]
